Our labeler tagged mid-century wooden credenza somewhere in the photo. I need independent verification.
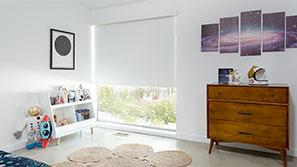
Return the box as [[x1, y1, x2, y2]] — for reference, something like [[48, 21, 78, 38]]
[[207, 83, 289, 167]]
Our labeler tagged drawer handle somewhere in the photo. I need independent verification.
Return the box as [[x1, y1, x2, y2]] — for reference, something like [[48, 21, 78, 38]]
[[238, 112, 253, 116], [238, 132, 252, 136]]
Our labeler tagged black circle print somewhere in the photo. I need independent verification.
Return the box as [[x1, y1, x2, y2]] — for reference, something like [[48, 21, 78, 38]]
[[54, 35, 72, 56]]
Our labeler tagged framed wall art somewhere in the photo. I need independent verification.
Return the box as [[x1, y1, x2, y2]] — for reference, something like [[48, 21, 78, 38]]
[[240, 10, 262, 56], [286, 15, 297, 48], [220, 16, 239, 53], [263, 12, 285, 52], [50, 29, 75, 70], [201, 24, 219, 52]]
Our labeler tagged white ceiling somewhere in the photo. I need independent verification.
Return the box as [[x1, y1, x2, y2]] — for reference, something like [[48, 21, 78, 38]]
[[76, 0, 147, 9]]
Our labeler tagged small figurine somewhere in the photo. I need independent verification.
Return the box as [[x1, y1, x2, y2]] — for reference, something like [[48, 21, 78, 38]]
[[248, 65, 268, 85], [68, 90, 76, 103], [77, 84, 85, 101], [230, 69, 241, 84], [62, 86, 68, 103], [57, 86, 67, 104], [82, 89, 91, 100]]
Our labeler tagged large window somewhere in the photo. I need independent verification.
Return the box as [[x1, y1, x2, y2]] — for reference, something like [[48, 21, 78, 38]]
[[94, 15, 176, 130], [98, 85, 176, 130]]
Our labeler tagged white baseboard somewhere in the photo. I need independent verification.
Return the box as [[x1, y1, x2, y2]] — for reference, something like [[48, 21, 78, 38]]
[[0, 140, 26, 152], [288, 148, 297, 157], [176, 133, 209, 143]]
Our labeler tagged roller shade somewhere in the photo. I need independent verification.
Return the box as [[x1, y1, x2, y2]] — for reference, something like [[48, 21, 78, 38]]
[[95, 16, 175, 86]]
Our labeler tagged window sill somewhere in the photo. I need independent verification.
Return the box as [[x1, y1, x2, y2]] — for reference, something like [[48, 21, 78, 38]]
[[96, 121, 176, 139]]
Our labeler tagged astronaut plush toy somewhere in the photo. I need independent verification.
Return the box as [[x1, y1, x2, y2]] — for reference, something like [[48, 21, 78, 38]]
[[13, 106, 50, 149]]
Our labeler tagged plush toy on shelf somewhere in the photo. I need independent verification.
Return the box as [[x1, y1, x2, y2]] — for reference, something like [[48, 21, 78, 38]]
[[13, 106, 52, 149]]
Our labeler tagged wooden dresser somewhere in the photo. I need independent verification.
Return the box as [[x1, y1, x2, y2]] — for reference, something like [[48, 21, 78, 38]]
[[207, 83, 289, 167]]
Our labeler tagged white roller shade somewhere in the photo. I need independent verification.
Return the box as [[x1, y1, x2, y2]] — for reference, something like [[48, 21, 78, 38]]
[[95, 16, 175, 86]]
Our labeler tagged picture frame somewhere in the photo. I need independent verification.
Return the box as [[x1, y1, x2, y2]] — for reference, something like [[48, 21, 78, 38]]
[[218, 68, 233, 84], [50, 29, 75, 70]]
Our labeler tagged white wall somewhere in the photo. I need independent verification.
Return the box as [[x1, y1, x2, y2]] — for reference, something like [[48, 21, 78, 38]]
[[0, 0, 92, 151], [91, 0, 297, 156]]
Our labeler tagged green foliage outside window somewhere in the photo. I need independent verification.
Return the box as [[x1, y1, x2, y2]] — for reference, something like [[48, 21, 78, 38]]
[[98, 86, 176, 126]]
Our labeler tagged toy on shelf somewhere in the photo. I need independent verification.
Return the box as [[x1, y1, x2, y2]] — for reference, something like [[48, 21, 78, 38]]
[[53, 114, 72, 127], [13, 106, 46, 149], [77, 84, 91, 101], [75, 109, 90, 122], [230, 69, 241, 84], [248, 65, 268, 85], [50, 84, 91, 105], [68, 90, 76, 103]]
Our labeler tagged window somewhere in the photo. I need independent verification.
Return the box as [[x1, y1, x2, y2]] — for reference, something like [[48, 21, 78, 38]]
[[98, 85, 176, 130], [94, 16, 176, 130]]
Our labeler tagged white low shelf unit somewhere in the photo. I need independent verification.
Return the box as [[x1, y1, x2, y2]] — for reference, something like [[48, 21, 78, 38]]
[[40, 92, 97, 144]]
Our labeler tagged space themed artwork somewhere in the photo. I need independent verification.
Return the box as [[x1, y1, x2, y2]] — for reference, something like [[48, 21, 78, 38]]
[[201, 10, 297, 55], [201, 24, 219, 52], [220, 16, 239, 53], [286, 15, 297, 48], [240, 10, 262, 56], [263, 12, 285, 52]]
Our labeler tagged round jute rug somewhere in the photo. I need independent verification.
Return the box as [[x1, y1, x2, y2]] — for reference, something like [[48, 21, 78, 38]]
[[68, 147, 112, 163], [86, 157, 151, 167], [147, 150, 192, 167], [51, 161, 84, 167], [112, 144, 153, 159]]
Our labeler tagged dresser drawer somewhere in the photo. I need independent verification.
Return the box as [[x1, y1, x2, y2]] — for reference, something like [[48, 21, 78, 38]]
[[208, 101, 287, 126], [207, 85, 288, 103], [208, 119, 287, 148]]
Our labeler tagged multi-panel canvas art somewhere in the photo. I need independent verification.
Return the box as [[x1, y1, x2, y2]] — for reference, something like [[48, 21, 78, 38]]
[[201, 10, 297, 55], [220, 17, 239, 53], [263, 12, 285, 52], [286, 15, 297, 48], [240, 10, 262, 56], [201, 24, 219, 52]]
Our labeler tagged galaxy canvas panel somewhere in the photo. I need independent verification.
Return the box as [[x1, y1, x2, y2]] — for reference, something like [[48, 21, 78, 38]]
[[263, 12, 285, 52], [201, 24, 219, 52], [240, 10, 262, 56], [286, 15, 297, 48], [220, 17, 239, 53]]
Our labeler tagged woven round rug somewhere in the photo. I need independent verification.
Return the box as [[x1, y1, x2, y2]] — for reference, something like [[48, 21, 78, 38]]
[[51, 161, 84, 167], [68, 147, 112, 163], [86, 157, 151, 167], [147, 150, 192, 167], [112, 144, 153, 159]]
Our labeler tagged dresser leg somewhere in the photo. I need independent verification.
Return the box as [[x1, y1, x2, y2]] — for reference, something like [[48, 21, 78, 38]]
[[280, 149, 287, 167], [215, 141, 219, 146], [209, 140, 215, 154]]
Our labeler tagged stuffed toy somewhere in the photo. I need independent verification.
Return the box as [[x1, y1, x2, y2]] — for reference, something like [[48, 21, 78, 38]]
[[38, 115, 52, 148], [13, 106, 52, 149]]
